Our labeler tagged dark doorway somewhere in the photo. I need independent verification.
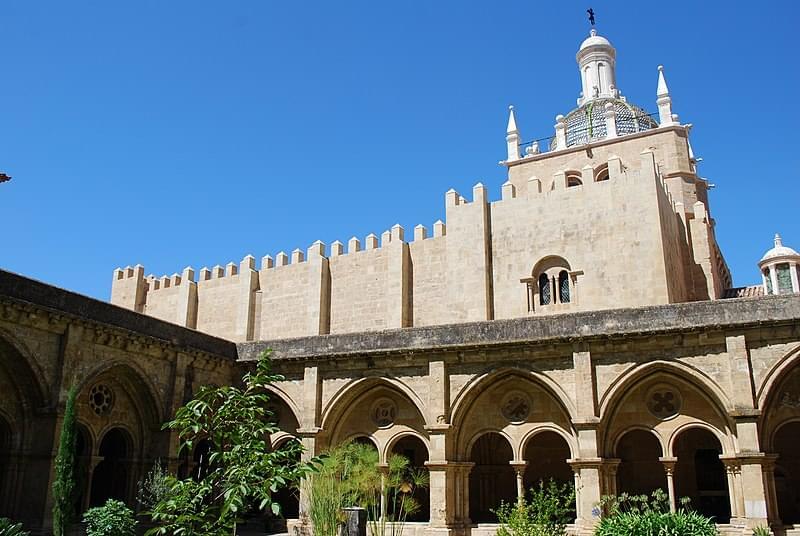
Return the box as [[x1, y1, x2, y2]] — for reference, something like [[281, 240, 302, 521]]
[[774, 421, 800, 524], [90, 428, 131, 506], [272, 438, 301, 520], [390, 435, 430, 522], [0, 416, 10, 516], [469, 432, 515, 523], [674, 428, 730, 523], [616, 429, 666, 496]]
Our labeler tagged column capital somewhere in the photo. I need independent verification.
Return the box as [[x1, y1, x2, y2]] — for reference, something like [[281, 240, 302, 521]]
[[424, 461, 474, 472], [510, 461, 528, 473], [296, 427, 322, 437], [568, 457, 604, 471], [658, 456, 678, 474]]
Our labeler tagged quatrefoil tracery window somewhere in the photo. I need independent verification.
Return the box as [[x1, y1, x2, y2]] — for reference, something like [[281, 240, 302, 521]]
[[646, 385, 682, 420]]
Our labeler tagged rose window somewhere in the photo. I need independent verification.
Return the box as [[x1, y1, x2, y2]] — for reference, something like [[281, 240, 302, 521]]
[[88, 384, 114, 416]]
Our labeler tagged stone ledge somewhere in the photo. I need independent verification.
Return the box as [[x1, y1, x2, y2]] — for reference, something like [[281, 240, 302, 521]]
[[0, 268, 237, 360], [238, 294, 800, 361]]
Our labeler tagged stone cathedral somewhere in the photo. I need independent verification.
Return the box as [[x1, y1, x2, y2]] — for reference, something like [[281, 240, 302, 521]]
[[2, 28, 800, 536]]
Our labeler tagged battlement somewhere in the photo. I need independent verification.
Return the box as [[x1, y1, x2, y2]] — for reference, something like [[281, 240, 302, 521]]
[[110, 126, 725, 342]]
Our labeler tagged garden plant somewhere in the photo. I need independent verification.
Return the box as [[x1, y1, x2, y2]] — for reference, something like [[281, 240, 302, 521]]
[[594, 489, 718, 536], [494, 479, 576, 536], [146, 351, 320, 536], [83, 499, 137, 536]]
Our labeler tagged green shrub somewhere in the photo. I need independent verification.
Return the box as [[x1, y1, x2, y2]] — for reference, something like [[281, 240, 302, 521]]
[[752, 527, 772, 536], [83, 499, 137, 536], [494, 479, 575, 536], [52, 386, 78, 536], [0, 518, 30, 536], [136, 459, 171, 511], [595, 490, 718, 536]]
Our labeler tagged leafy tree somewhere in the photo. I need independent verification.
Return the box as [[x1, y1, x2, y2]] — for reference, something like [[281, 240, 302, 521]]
[[146, 351, 319, 536], [52, 385, 78, 536], [83, 499, 137, 536], [0, 517, 30, 536], [494, 479, 575, 536]]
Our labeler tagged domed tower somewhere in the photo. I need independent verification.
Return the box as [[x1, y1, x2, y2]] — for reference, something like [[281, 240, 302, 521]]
[[759, 234, 800, 295], [551, 29, 659, 150], [498, 24, 731, 313]]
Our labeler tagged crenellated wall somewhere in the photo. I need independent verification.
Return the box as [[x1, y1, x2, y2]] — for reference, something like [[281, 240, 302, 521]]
[[111, 126, 729, 342]]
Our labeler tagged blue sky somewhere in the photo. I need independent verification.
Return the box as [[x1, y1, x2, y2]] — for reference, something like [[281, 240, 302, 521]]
[[1, 1, 797, 300]]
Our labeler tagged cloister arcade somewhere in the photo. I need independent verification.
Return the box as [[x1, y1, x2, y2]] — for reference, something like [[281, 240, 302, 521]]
[[264, 346, 800, 534]]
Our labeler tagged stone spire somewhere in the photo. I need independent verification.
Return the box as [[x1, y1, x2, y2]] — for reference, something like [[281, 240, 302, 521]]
[[656, 65, 677, 126], [506, 105, 520, 162], [576, 29, 618, 106]]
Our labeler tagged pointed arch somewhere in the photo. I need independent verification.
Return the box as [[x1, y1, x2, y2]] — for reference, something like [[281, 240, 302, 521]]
[[264, 384, 302, 422], [320, 376, 428, 431], [599, 360, 733, 420], [519, 425, 578, 460], [0, 327, 49, 410], [76, 359, 164, 426], [451, 366, 577, 429], [756, 343, 800, 411], [667, 421, 730, 456]]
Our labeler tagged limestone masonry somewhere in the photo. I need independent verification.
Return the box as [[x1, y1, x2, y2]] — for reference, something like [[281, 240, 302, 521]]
[[6, 25, 800, 536], [111, 32, 731, 342]]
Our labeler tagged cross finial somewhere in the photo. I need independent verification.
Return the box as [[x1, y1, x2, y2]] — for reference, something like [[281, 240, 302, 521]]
[[587, 8, 596, 26]]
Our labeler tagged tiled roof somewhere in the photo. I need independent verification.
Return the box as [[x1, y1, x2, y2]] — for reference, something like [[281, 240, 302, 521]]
[[722, 285, 765, 299]]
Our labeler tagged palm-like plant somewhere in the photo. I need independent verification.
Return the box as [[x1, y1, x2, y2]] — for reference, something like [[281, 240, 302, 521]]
[[0, 518, 30, 536]]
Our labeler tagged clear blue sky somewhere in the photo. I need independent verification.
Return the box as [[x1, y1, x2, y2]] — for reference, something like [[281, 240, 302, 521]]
[[1, 1, 797, 300]]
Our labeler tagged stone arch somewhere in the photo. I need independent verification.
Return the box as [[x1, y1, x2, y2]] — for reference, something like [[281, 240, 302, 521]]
[[452, 367, 576, 460], [672, 426, 730, 523], [323, 378, 427, 461], [321, 377, 427, 431], [758, 349, 800, 525], [384, 430, 430, 463], [468, 431, 515, 523], [521, 430, 574, 499], [519, 425, 577, 460], [599, 360, 733, 420], [90, 426, 134, 507], [599, 361, 734, 457], [264, 389, 300, 437], [388, 433, 430, 523], [771, 420, 800, 524], [666, 421, 729, 457], [76, 359, 164, 424], [757, 343, 800, 412], [265, 385, 302, 425], [614, 428, 666, 497], [0, 327, 49, 410]]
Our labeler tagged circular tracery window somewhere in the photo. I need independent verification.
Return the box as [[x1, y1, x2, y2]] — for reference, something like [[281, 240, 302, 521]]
[[371, 398, 397, 428], [88, 384, 114, 416], [501, 391, 531, 423], [646, 385, 682, 420]]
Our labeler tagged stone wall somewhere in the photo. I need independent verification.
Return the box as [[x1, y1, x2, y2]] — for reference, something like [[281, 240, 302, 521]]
[[111, 126, 730, 342]]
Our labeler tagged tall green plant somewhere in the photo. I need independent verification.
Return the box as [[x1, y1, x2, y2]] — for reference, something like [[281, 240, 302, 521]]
[[367, 453, 429, 536], [52, 385, 78, 536], [146, 351, 320, 536], [494, 479, 575, 536], [136, 459, 171, 511], [305, 442, 428, 536]]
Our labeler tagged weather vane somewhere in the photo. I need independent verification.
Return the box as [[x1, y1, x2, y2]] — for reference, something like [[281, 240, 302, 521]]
[[587, 8, 596, 27]]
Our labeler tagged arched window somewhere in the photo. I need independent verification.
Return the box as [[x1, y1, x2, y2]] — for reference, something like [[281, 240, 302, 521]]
[[558, 271, 570, 303], [538, 273, 551, 305], [594, 164, 610, 182], [528, 256, 575, 312], [566, 172, 583, 187], [764, 269, 773, 294], [777, 264, 792, 293]]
